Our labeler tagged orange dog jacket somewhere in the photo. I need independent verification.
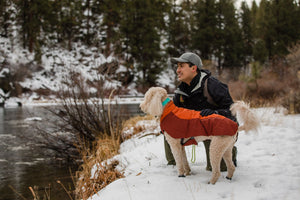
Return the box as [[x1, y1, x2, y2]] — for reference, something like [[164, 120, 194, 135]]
[[160, 99, 238, 146]]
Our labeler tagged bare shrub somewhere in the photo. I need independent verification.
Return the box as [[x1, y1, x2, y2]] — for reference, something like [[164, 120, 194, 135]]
[[30, 73, 130, 199], [256, 78, 286, 100], [231, 51, 300, 111], [228, 80, 248, 101], [283, 44, 300, 113], [32, 71, 127, 161]]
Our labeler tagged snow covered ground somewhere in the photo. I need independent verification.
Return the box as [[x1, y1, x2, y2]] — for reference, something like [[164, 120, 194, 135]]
[[88, 107, 300, 200]]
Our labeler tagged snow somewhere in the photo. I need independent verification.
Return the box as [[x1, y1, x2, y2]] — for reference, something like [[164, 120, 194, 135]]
[[24, 117, 42, 121], [235, 0, 261, 8], [0, 68, 9, 78], [156, 67, 176, 91], [88, 108, 300, 200], [1, 36, 145, 107]]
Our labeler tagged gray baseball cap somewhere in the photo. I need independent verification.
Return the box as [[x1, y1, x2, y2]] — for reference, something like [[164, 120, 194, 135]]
[[171, 52, 203, 69]]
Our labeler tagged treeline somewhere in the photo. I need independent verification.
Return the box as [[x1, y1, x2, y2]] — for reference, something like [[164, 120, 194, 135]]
[[1, 0, 300, 86]]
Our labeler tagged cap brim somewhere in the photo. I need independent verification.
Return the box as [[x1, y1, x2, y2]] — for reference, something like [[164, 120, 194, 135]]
[[171, 57, 189, 64]]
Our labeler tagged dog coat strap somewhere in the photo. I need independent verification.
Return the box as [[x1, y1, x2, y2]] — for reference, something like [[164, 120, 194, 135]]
[[180, 137, 198, 146]]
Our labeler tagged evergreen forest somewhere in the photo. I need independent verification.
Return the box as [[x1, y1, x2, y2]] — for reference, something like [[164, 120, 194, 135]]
[[1, 0, 300, 88]]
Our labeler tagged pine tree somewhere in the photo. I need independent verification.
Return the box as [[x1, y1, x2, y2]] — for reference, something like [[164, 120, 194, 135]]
[[48, 0, 83, 50], [250, 0, 268, 63], [253, 39, 268, 63], [14, 0, 54, 62], [214, 0, 243, 68], [255, 0, 277, 58], [82, 0, 93, 46], [250, 0, 259, 37], [240, 1, 254, 65], [166, 0, 191, 57], [120, 0, 168, 87], [62, 0, 83, 50], [271, 0, 300, 56], [180, 0, 195, 50], [0, 0, 10, 37], [100, 0, 123, 56], [193, 0, 218, 60]]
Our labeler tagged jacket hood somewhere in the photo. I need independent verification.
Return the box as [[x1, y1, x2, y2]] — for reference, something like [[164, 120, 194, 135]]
[[176, 69, 211, 96]]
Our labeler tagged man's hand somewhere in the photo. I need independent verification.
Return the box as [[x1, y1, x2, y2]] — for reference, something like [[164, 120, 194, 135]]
[[200, 109, 217, 116]]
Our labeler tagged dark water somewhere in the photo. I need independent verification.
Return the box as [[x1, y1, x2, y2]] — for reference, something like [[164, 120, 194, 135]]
[[0, 103, 142, 200]]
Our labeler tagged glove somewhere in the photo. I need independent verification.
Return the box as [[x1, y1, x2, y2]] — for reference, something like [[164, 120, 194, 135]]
[[200, 109, 217, 116]]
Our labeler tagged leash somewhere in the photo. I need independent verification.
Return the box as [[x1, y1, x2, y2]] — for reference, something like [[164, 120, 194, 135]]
[[191, 145, 196, 163]]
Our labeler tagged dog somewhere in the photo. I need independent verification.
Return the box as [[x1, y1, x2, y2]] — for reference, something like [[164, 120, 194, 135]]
[[140, 87, 260, 184]]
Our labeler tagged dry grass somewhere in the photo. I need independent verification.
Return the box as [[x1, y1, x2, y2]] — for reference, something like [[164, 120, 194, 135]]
[[75, 115, 155, 199], [75, 135, 124, 200], [121, 115, 155, 139]]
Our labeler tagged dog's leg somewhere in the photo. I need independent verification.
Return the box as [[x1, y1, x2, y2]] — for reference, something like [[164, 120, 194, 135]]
[[165, 133, 185, 177], [223, 142, 235, 180], [182, 147, 191, 176], [209, 137, 231, 184]]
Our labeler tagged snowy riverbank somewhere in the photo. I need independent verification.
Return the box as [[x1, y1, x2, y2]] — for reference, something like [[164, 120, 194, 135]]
[[88, 107, 300, 200]]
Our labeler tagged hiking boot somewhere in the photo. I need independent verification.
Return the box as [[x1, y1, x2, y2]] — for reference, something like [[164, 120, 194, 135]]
[[206, 165, 212, 171], [167, 161, 176, 166]]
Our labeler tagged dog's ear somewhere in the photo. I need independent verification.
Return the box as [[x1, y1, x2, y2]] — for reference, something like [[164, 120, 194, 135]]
[[140, 87, 155, 113], [147, 87, 168, 116], [140, 87, 167, 116], [140, 95, 150, 113], [147, 92, 164, 116]]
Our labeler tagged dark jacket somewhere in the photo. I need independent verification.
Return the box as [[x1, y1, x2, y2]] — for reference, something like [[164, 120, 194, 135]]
[[173, 69, 236, 121]]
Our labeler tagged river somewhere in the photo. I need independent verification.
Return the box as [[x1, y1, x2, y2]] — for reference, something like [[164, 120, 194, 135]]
[[0, 103, 142, 200]]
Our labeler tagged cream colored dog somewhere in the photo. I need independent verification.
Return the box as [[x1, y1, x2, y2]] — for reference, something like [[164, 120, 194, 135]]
[[140, 87, 260, 184]]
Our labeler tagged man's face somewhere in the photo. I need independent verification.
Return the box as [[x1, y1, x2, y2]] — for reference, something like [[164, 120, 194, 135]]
[[176, 62, 197, 85]]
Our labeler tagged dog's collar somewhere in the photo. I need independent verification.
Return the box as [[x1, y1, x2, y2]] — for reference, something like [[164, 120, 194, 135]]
[[162, 97, 171, 107]]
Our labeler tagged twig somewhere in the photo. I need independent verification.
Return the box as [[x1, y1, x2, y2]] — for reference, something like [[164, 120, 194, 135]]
[[138, 132, 161, 139], [44, 184, 51, 200], [108, 89, 116, 142], [8, 185, 27, 200], [69, 167, 76, 188], [29, 187, 38, 200], [57, 180, 74, 200]]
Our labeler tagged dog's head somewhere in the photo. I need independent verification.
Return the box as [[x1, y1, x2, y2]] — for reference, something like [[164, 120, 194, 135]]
[[140, 87, 168, 116]]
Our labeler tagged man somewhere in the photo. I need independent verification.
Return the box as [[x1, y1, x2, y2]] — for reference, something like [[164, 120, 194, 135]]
[[165, 52, 237, 171]]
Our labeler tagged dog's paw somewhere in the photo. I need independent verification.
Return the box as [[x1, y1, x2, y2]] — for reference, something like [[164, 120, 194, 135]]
[[178, 175, 186, 178], [226, 176, 232, 180], [208, 180, 217, 185]]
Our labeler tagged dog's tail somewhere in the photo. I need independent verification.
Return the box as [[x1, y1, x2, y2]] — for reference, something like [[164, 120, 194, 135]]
[[230, 101, 260, 133]]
